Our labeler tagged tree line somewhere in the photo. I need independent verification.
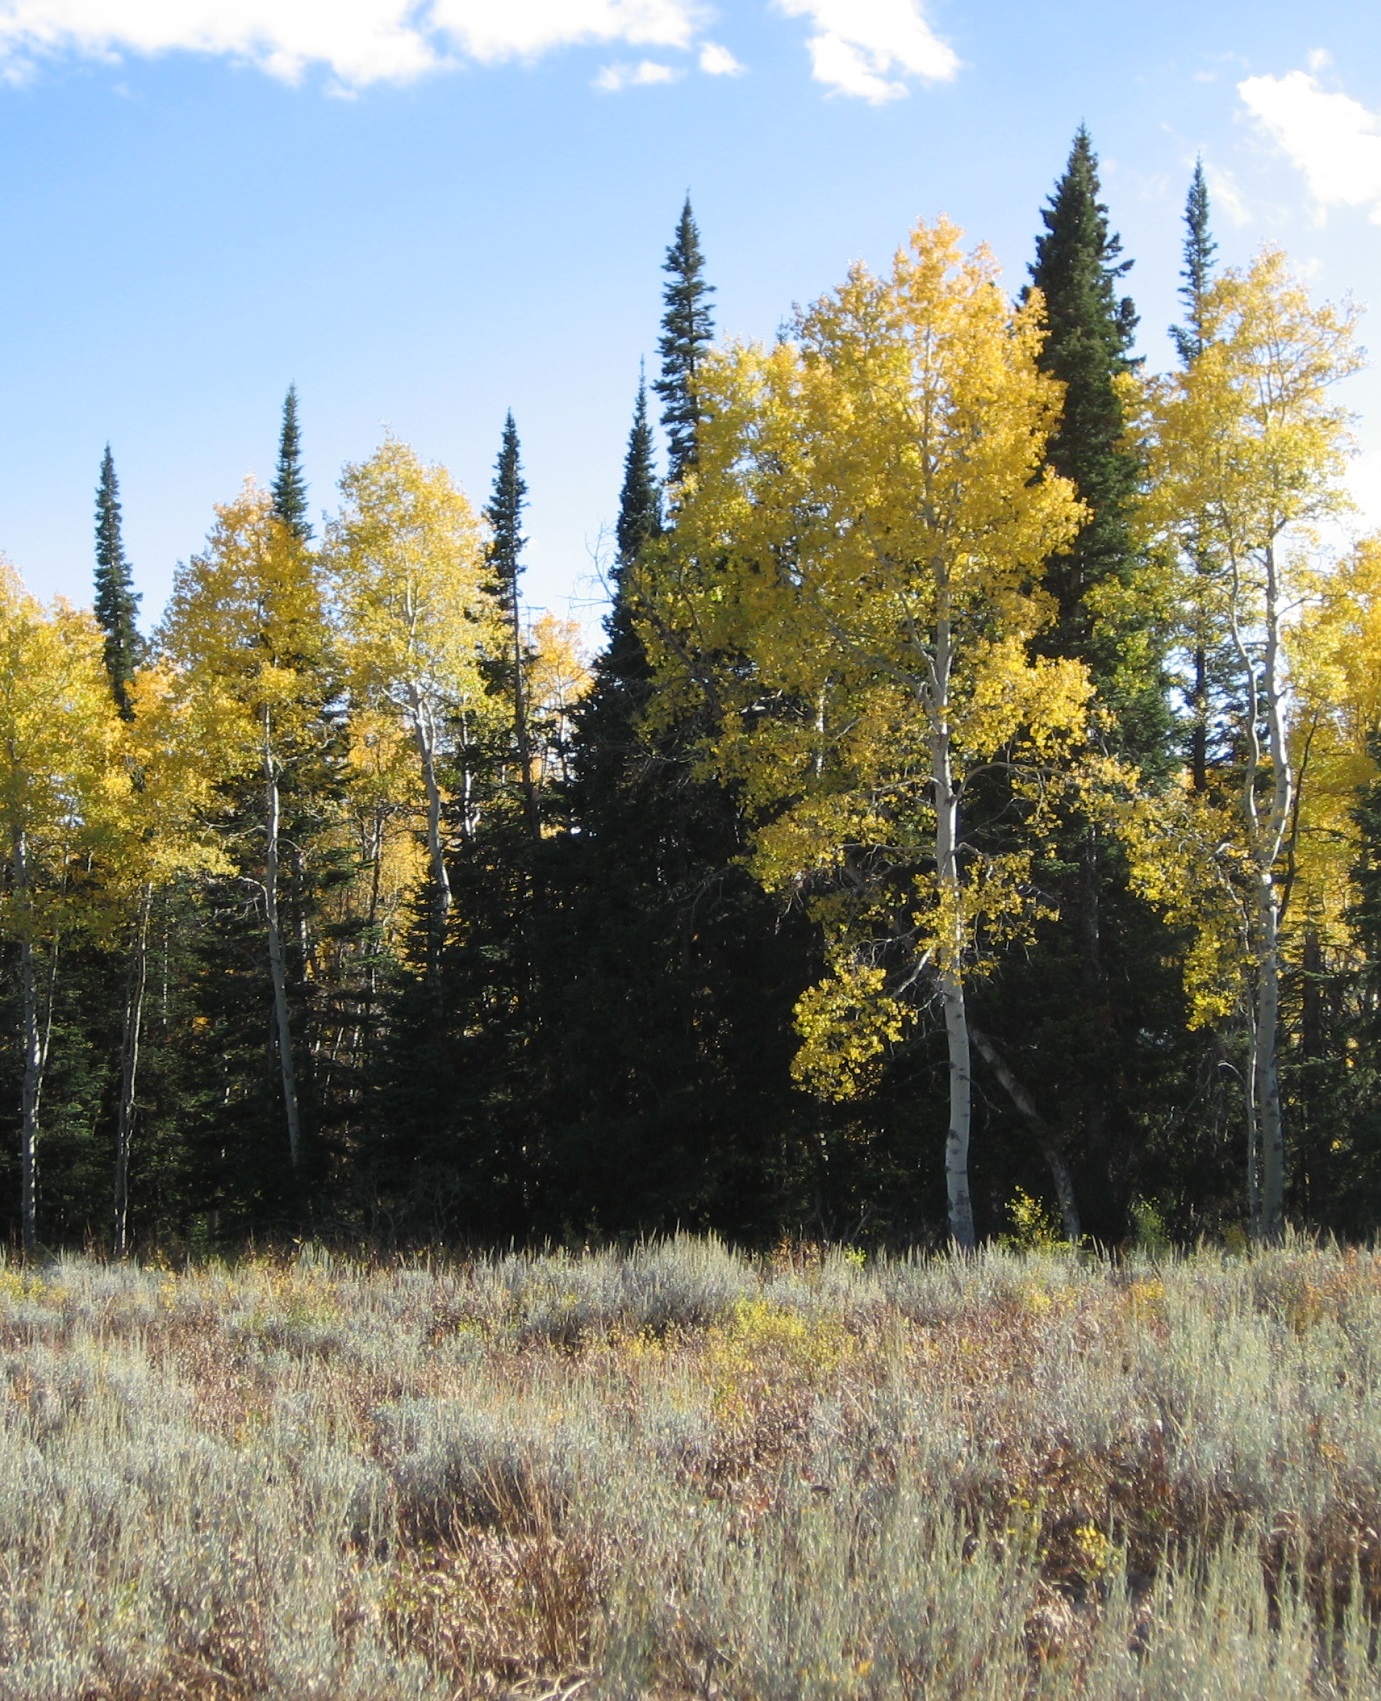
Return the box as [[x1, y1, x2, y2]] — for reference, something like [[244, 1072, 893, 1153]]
[[3, 132, 1378, 1255]]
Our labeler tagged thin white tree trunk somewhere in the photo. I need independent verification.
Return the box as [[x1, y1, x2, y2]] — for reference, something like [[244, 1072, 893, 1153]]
[[264, 725, 303, 1170], [929, 616, 975, 1250], [409, 691, 452, 985], [1256, 543, 1291, 1244], [112, 882, 152, 1258], [1228, 543, 1291, 1243], [13, 826, 41, 1257]]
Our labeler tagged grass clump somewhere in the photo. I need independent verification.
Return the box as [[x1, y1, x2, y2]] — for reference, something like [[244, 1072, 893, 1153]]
[[3, 1239, 1381, 1695]]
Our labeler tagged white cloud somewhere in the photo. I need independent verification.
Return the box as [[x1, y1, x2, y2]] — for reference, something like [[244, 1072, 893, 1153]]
[[1203, 162, 1250, 227], [0, 0, 704, 86], [698, 39, 743, 77], [432, 0, 699, 64], [0, 1, 436, 84], [1239, 69, 1381, 224], [774, 0, 958, 103], [593, 57, 677, 91]]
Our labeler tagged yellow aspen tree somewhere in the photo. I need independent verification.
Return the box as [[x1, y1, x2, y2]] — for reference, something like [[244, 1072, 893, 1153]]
[[640, 220, 1087, 1247], [326, 440, 503, 983], [0, 566, 126, 1253], [108, 661, 231, 1256], [1283, 536, 1381, 1004], [159, 485, 334, 1172], [1146, 248, 1363, 1242], [527, 611, 591, 789]]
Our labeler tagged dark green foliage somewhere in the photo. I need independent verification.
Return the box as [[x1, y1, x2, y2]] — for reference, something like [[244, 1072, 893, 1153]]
[[1172, 159, 1217, 367], [961, 130, 1189, 1245], [272, 385, 312, 542], [617, 371, 663, 569], [485, 413, 527, 621], [1029, 127, 1166, 764], [484, 413, 539, 842], [1168, 165, 1239, 792], [93, 446, 142, 719], [653, 198, 715, 485]]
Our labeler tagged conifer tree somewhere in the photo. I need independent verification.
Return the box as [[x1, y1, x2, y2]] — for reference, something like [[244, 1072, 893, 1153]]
[[484, 414, 539, 842], [617, 370, 663, 570], [1172, 160, 1216, 367], [967, 130, 1182, 1242], [272, 385, 312, 543], [93, 446, 141, 720], [1028, 126, 1161, 754], [1170, 162, 1224, 792], [653, 198, 715, 485]]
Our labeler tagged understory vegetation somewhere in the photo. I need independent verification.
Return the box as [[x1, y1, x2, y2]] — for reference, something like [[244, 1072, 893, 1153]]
[[6, 1237, 1381, 1698]]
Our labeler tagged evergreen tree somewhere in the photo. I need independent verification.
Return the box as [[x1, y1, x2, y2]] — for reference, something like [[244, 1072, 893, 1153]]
[[272, 385, 312, 543], [1172, 159, 1217, 367], [653, 198, 715, 485], [968, 130, 1186, 1243], [617, 369, 663, 569], [93, 446, 141, 719], [583, 371, 664, 764], [484, 413, 539, 841], [1169, 162, 1229, 792], [543, 313, 823, 1237], [1028, 126, 1164, 759]]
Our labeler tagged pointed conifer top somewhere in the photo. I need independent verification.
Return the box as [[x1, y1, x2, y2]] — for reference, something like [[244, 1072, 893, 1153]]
[[272, 383, 312, 543]]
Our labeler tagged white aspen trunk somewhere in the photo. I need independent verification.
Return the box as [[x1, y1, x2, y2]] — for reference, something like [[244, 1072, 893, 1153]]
[[929, 616, 976, 1250], [112, 882, 152, 1258], [1243, 1021, 1262, 1242], [264, 723, 303, 1170], [1257, 542, 1292, 1244], [409, 691, 452, 985], [13, 826, 41, 1256], [1227, 544, 1292, 1243]]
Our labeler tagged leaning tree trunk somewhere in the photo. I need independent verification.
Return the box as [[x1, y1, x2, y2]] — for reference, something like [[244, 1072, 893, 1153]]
[[112, 881, 152, 1258], [264, 727, 303, 1171], [969, 1023, 1082, 1242]]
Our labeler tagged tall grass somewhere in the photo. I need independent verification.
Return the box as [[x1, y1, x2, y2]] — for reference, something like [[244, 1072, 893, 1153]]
[[2, 1238, 1381, 1697]]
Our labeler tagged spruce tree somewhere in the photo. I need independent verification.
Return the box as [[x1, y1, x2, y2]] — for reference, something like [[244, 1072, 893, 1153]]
[[484, 414, 539, 841], [272, 385, 312, 542], [1027, 126, 1163, 757], [1172, 159, 1216, 367], [93, 446, 141, 719], [968, 129, 1186, 1243], [1170, 162, 1225, 791], [617, 369, 663, 569], [653, 197, 716, 485]]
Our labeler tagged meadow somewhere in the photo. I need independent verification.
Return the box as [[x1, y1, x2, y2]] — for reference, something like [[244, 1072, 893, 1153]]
[[3, 1236, 1381, 1698]]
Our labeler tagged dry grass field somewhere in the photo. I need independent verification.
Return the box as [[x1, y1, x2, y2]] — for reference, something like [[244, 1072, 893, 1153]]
[[4, 1237, 1381, 1698]]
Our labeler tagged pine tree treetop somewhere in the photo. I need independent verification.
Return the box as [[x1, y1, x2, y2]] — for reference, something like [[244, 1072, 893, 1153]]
[[616, 370, 662, 572], [484, 412, 528, 617], [272, 384, 312, 543], [1172, 160, 1217, 367], [654, 197, 716, 487], [93, 444, 142, 720]]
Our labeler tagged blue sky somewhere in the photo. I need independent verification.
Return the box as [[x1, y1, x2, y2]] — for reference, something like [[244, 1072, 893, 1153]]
[[0, 0, 1378, 630]]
